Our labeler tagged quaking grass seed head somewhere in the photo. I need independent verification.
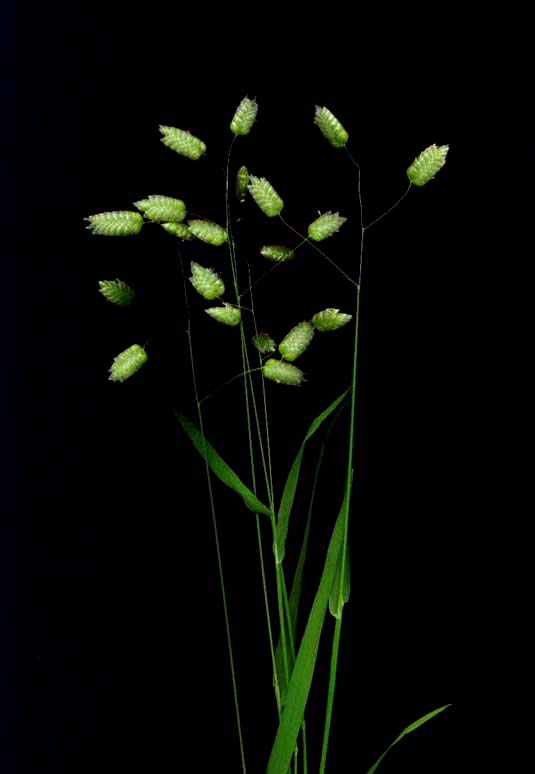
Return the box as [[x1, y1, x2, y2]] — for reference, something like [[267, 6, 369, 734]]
[[134, 195, 186, 223], [252, 332, 276, 354], [260, 245, 295, 262], [159, 125, 206, 160], [312, 308, 352, 331], [85, 211, 143, 236], [248, 176, 284, 217], [109, 344, 147, 382], [263, 358, 305, 386], [236, 166, 249, 201], [406, 144, 449, 186], [161, 222, 193, 240], [308, 212, 347, 241], [98, 279, 137, 307], [189, 262, 225, 300], [314, 106, 349, 148], [188, 219, 228, 246], [205, 304, 241, 326], [279, 322, 315, 362], [230, 97, 258, 136]]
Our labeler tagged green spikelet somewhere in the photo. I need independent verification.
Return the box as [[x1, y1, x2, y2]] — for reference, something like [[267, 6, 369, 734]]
[[407, 144, 449, 186], [314, 106, 349, 148], [159, 125, 206, 160], [236, 166, 249, 202], [188, 219, 228, 246], [312, 308, 353, 331], [308, 211, 347, 241], [109, 344, 147, 382], [279, 322, 315, 362], [248, 176, 284, 217], [98, 279, 137, 307], [85, 211, 143, 236], [252, 332, 276, 354], [260, 245, 295, 262], [230, 97, 258, 136], [205, 304, 241, 326], [263, 358, 305, 386], [189, 262, 225, 300], [134, 195, 186, 223], [161, 222, 193, 239]]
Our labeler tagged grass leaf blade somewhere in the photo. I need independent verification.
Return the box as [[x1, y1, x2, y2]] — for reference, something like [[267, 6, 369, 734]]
[[267, 478, 352, 774], [275, 388, 349, 563], [366, 704, 452, 774], [174, 411, 273, 518]]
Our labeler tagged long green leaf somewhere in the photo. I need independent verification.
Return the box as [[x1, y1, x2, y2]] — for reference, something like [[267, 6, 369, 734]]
[[267, 477, 352, 774], [273, 401, 347, 706], [328, 540, 350, 619], [275, 388, 349, 563], [175, 411, 273, 518], [366, 704, 452, 774]]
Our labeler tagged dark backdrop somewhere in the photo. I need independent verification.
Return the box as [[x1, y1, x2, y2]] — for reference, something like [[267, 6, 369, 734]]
[[4, 6, 506, 773]]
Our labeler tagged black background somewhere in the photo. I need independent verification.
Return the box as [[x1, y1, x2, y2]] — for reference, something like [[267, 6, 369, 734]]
[[3, 6, 511, 773]]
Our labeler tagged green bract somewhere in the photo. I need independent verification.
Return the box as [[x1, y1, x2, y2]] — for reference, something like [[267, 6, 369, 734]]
[[205, 304, 242, 326], [406, 144, 449, 186], [314, 106, 349, 148], [108, 344, 147, 382], [231, 97, 258, 136], [308, 211, 347, 241], [98, 279, 137, 307], [189, 262, 225, 300], [312, 308, 353, 331], [159, 125, 206, 160], [134, 195, 186, 223], [260, 245, 295, 262], [85, 211, 143, 236], [279, 322, 315, 362], [248, 175, 284, 217], [188, 219, 229, 246], [263, 358, 305, 386]]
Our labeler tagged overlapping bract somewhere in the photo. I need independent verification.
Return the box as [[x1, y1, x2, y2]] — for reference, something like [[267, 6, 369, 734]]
[[189, 262, 225, 300], [314, 106, 349, 148], [159, 125, 206, 160], [134, 195, 186, 223], [248, 176, 284, 217], [98, 279, 137, 307], [85, 211, 143, 236], [231, 97, 258, 136]]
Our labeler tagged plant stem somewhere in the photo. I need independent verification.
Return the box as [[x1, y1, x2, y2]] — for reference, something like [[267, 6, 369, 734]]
[[319, 614, 343, 773], [181, 265, 247, 772]]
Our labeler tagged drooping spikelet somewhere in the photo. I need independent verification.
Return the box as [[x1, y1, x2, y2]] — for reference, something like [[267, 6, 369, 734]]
[[236, 166, 249, 202], [188, 219, 228, 246], [248, 176, 284, 217], [205, 304, 241, 326], [161, 222, 193, 239], [109, 344, 147, 382], [406, 144, 449, 186], [260, 245, 295, 262], [98, 279, 137, 307], [159, 125, 206, 160], [308, 211, 347, 242], [314, 106, 349, 148], [230, 97, 258, 136], [189, 262, 225, 300], [252, 332, 276, 354], [263, 358, 305, 386], [134, 195, 186, 223], [85, 211, 143, 236], [311, 308, 352, 331], [279, 322, 315, 362]]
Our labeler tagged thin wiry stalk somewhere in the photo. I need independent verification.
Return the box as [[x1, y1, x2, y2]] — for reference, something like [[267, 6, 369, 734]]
[[319, 150, 412, 772], [180, 254, 247, 773], [224, 141, 288, 723]]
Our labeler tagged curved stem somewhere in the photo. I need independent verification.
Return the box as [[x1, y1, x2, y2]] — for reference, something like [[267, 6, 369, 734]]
[[364, 182, 412, 230]]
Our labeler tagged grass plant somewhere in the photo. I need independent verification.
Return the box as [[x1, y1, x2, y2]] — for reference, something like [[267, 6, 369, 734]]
[[85, 96, 451, 772]]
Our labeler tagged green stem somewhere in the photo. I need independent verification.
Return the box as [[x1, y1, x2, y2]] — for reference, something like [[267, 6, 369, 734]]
[[319, 615, 343, 773], [182, 272, 247, 773]]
